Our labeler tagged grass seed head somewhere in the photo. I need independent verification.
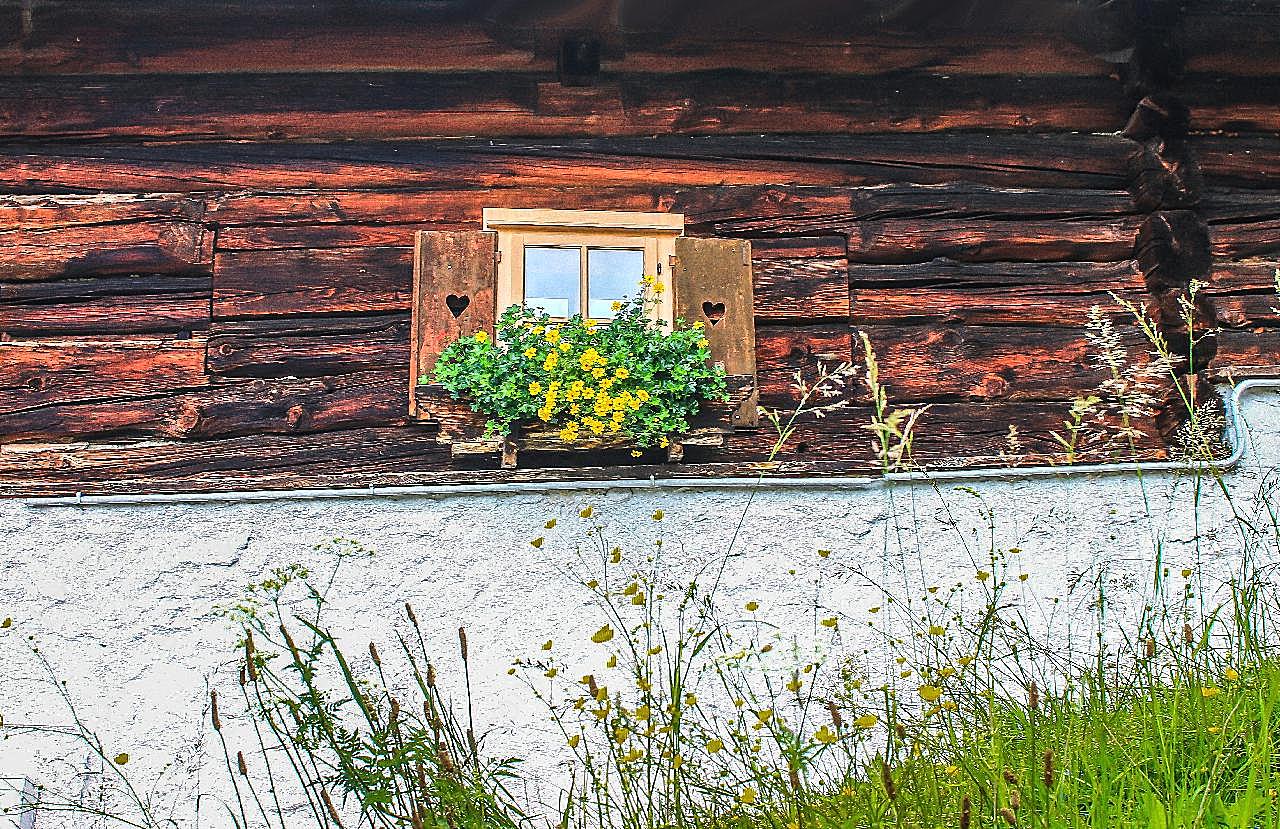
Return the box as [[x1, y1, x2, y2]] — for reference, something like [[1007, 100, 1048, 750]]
[[1043, 749, 1055, 788], [880, 760, 897, 801], [960, 796, 972, 829]]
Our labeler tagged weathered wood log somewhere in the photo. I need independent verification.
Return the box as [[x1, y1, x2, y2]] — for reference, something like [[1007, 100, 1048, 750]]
[[0, 370, 407, 443], [851, 260, 1144, 326], [1121, 95, 1190, 142], [0, 221, 213, 280], [0, 337, 209, 424], [1207, 330, 1280, 380], [0, 192, 206, 231], [847, 218, 1140, 264], [751, 237, 849, 322], [0, 426, 455, 490], [0, 274, 211, 335], [0, 134, 1136, 194], [206, 314, 409, 377], [1180, 74, 1280, 134], [0, 6, 1115, 77], [213, 247, 413, 318], [0, 70, 1130, 141], [1145, 287, 1218, 370], [855, 322, 1151, 403], [1126, 137, 1202, 211], [1191, 136, 1280, 189], [1134, 211, 1212, 291]]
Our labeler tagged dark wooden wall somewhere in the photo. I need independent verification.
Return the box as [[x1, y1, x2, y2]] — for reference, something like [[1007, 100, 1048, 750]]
[[2, 0, 1279, 495]]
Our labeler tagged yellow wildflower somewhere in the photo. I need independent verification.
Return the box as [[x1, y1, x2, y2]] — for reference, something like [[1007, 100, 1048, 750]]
[[610, 301, 623, 311], [814, 725, 837, 744], [631, 449, 643, 457], [706, 737, 724, 753], [636, 389, 650, 402], [567, 735, 580, 748], [854, 714, 878, 729], [697, 338, 709, 348], [542, 640, 553, 650], [1225, 667, 1241, 682], [1201, 686, 1221, 698], [600, 377, 614, 390], [545, 328, 561, 344], [473, 331, 489, 343], [529, 381, 543, 396], [658, 435, 669, 448], [918, 685, 943, 703], [614, 367, 630, 379], [592, 367, 606, 379], [739, 787, 757, 805], [591, 625, 614, 644], [746, 601, 759, 611], [821, 617, 838, 628], [523, 347, 537, 358], [559, 341, 571, 351]]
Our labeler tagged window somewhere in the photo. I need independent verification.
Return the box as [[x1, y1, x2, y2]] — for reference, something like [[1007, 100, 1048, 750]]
[[483, 208, 684, 325]]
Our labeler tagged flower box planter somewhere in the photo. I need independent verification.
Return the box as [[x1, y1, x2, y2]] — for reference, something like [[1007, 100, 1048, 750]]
[[414, 374, 757, 469]]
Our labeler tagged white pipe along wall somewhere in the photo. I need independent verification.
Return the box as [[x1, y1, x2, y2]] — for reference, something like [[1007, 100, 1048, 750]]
[[2, 381, 1279, 826]]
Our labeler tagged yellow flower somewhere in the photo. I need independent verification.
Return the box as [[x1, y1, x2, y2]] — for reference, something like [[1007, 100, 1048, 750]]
[[636, 704, 651, 720], [658, 435, 669, 448], [611, 301, 623, 311], [589, 420, 605, 435], [641, 274, 656, 286], [544, 668, 558, 678], [545, 328, 561, 344], [854, 714, 878, 729], [654, 282, 665, 294], [600, 377, 614, 390], [580, 506, 593, 518], [529, 381, 543, 396], [746, 601, 759, 611], [592, 367, 606, 379], [542, 639, 553, 650], [614, 367, 630, 379], [1201, 686, 1221, 698], [755, 709, 773, 723], [918, 685, 943, 703], [976, 571, 991, 582], [630, 449, 643, 457], [567, 735, 580, 748], [697, 338, 709, 348], [693, 320, 704, 329], [544, 352, 559, 370], [786, 677, 802, 692], [814, 725, 837, 744], [559, 341, 571, 351], [706, 737, 724, 753], [523, 347, 537, 358], [739, 787, 757, 805], [636, 389, 650, 402], [821, 617, 838, 628], [537, 407, 552, 422], [591, 625, 614, 644], [1225, 667, 1241, 682], [929, 625, 945, 636], [473, 331, 489, 342]]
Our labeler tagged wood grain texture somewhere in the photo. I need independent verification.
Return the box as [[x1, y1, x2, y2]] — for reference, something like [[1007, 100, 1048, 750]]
[[1, 274, 211, 335], [410, 231, 496, 404], [0, 70, 1129, 141], [0, 337, 209, 426], [0, 221, 212, 280], [0, 370, 406, 442], [213, 247, 413, 318], [206, 314, 409, 378], [751, 237, 849, 322]]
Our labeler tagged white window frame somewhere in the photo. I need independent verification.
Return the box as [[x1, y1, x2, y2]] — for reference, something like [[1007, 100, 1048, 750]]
[[482, 208, 684, 326]]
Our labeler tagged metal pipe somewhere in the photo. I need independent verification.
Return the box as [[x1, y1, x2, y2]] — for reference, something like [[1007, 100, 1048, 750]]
[[22, 379, 1280, 508]]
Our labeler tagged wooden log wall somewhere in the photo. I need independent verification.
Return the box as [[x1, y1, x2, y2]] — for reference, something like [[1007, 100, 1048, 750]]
[[2, 0, 1280, 495]]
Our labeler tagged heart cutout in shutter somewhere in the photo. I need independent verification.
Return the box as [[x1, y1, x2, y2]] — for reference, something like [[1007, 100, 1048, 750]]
[[702, 301, 726, 325], [445, 294, 470, 318]]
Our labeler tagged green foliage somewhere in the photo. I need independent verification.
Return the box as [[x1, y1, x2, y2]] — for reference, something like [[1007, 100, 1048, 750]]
[[430, 291, 726, 448]]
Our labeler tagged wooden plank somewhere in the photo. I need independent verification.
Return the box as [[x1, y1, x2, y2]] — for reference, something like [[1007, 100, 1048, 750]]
[[0, 337, 209, 423], [410, 231, 496, 407], [0, 370, 406, 443], [1209, 330, 1280, 380], [751, 236, 849, 321], [1192, 136, 1280, 189], [0, 274, 211, 335], [0, 222, 213, 280], [672, 236, 756, 425], [0, 70, 1128, 141], [206, 314, 409, 378], [0, 427, 454, 490], [0, 192, 205, 231], [851, 260, 1145, 326], [0, 134, 1134, 194], [847, 218, 1140, 264], [213, 247, 412, 318], [856, 323, 1151, 403], [754, 324, 855, 405]]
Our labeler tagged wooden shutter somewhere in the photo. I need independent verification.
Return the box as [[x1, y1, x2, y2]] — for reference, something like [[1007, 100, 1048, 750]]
[[671, 236, 758, 426], [409, 230, 497, 415]]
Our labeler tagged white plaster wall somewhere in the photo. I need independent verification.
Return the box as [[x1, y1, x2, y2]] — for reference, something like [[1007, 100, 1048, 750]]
[[3, 386, 1279, 827]]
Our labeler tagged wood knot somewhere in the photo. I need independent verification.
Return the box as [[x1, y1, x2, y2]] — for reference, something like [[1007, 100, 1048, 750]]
[[975, 373, 1010, 399], [285, 404, 311, 431], [173, 402, 203, 437]]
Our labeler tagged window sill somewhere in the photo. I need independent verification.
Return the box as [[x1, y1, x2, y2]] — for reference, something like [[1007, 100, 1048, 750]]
[[414, 376, 756, 469]]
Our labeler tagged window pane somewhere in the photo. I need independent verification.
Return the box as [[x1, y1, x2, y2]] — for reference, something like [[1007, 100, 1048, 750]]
[[524, 246, 580, 318], [587, 248, 644, 319]]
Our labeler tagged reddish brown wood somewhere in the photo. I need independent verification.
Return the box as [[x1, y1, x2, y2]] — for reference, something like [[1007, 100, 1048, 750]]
[[1, 275, 211, 335], [213, 247, 413, 318], [0, 71, 1129, 142], [1135, 211, 1212, 290], [851, 260, 1145, 326], [0, 221, 212, 280], [0, 370, 406, 443], [410, 230, 497, 407], [206, 314, 409, 378], [855, 323, 1152, 403], [0, 337, 209, 425], [751, 237, 849, 321], [847, 218, 1140, 264]]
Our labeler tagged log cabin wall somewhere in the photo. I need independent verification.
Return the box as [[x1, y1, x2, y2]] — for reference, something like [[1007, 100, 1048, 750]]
[[2, 0, 1279, 496]]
